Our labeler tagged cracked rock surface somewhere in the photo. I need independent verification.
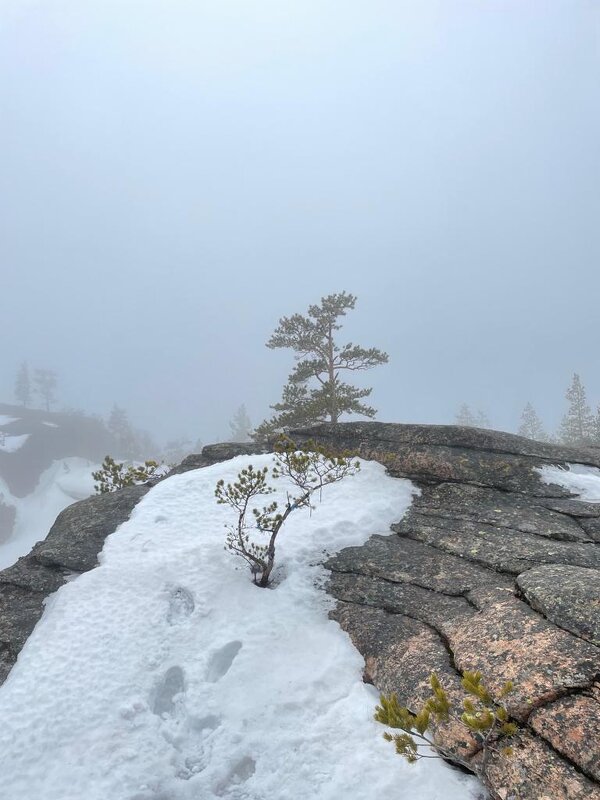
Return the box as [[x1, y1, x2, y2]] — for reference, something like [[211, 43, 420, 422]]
[[0, 427, 598, 799], [291, 422, 600, 800]]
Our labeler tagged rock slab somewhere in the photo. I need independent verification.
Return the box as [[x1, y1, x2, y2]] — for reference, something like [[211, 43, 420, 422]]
[[290, 423, 600, 800]]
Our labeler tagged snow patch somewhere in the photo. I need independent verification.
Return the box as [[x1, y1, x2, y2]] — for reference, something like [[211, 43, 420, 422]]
[[537, 463, 600, 502], [42, 421, 59, 428], [0, 455, 479, 799], [0, 415, 20, 426], [0, 433, 30, 453]]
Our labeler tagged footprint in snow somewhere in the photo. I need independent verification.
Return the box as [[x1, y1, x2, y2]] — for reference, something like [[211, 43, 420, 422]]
[[166, 585, 195, 624], [189, 714, 221, 733], [214, 756, 256, 796], [172, 715, 223, 780], [130, 793, 175, 800], [205, 641, 242, 683], [151, 666, 186, 717]]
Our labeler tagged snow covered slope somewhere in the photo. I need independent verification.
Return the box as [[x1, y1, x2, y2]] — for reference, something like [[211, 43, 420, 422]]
[[0, 457, 98, 570], [0, 455, 480, 800]]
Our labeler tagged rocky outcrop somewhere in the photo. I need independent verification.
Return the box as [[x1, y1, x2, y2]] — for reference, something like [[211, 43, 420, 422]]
[[288, 423, 600, 800], [0, 403, 117, 545], [0, 500, 16, 546], [0, 426, 598, 799], [171, 441, 270, 474], [0, 403, 115, 497]]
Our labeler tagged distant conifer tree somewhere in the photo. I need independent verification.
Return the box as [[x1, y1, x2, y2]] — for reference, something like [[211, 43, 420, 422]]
[[255, 292, 388, 439], [229, 404, 252, 442], [593, 406, 600, 446], [455, 404, 476, 427], [474, 409, 491, 429], [518, 403, 547, 441], [162, 438, 193, 465], [455, 405, 492, 429], [33, 368, 57, 411], [107, 404, 138, 459], [559, 374, 595, 445], [14, 362, 31, 407]]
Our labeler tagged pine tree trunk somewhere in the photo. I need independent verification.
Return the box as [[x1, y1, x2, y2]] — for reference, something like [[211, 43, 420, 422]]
[[327, 322, 338, 423]]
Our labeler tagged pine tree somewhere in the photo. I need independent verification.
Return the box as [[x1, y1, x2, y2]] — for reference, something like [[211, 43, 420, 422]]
[[33, 368, 57, 411], [107, 404, 138, 459], [559, 373, 594, 445], [256, 292, 388, 438], [455, 404, 476, 427], [455, 405, 491, 429], [216, 436, 360, 587], [14, 362, 31, 407], [161, 438, 193, 465], [518, 403, 547, 441], [375, 671, 517, 783], [593, 406, 600, 446], [474, 409, 491, 429], [229, 404, 252, 442]]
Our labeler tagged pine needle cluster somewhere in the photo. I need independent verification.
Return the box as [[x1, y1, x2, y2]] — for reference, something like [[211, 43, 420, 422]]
[[215, 436, 360, 587], [92, 455, 161, 494], [375, 671, 517, 771]]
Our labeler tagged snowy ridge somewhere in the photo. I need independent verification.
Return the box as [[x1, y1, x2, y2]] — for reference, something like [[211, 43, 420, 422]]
[[538, 463, 600, 502], [0, 455, 479, 799]]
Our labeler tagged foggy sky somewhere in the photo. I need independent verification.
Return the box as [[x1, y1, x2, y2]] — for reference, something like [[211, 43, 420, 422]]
[[1, 0, 599, 445]]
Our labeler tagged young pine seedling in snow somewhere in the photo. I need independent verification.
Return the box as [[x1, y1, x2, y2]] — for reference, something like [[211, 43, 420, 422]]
[[215, 436, 360, 587], [375, 671, 518, 780]]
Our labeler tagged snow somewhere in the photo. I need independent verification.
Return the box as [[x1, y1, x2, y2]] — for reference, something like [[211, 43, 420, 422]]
[[0, 432, 30, 452], [0, 415, 19, 426], [0, 458, 98, 570], [42, 420, 59, 428], [538, 463, 600, 502], [0, 455, 480, 800]]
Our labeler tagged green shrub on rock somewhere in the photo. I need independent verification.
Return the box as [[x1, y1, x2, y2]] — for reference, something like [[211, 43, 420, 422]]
[[92, 455, 161, 494], [375, 671, 517, 773]]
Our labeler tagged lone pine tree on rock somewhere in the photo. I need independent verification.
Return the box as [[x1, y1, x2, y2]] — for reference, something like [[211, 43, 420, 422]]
[[255, 292, 388, 438]]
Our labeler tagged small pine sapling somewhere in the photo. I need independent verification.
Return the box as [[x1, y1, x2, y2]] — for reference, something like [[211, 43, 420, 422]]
[[375, 671, 517, 775], [215, 436, 360, 587], [93, 455, 161, 494]]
